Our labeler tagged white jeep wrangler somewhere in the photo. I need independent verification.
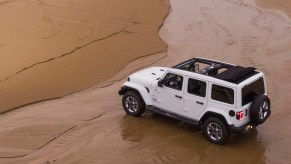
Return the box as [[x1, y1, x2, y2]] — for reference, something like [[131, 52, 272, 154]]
[[118, 58, 271, 144]]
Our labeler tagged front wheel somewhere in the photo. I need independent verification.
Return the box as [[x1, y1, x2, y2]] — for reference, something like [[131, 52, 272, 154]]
[[203, 117, 229, 145], [122, 91, 145, 117]]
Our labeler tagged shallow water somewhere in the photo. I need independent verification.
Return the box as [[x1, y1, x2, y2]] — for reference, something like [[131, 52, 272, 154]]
[[0, 0, 291, 163]]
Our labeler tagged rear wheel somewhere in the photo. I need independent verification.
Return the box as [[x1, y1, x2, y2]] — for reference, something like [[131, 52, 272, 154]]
[[122, 91, 145, 117], [203, 117, 229, 145]]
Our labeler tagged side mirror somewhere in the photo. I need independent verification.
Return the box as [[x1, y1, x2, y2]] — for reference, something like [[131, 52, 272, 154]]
[[158, 80, 163, 87]]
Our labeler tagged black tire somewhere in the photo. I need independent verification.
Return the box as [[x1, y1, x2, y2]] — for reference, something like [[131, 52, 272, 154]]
[[203, 117, 229, 145], [250, 95, 271, 126], [122, 91, 145, 117]]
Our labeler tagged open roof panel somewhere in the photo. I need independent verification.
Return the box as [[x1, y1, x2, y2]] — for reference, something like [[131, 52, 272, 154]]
[[173, 57, 258, 84]]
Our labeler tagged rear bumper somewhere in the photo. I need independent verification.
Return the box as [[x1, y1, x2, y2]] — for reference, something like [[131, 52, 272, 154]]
[[229, 122, 254, 134]]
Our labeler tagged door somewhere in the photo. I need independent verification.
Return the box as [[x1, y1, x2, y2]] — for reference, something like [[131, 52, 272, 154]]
[[181, 77, 208, 119], [155, 72, 184, 114]]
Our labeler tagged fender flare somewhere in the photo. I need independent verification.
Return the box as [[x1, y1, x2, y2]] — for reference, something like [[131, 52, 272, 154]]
[[198, 109, 233, 125], [122, 82, 152, 105]]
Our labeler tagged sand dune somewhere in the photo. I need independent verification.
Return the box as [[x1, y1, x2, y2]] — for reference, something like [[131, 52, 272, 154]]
[[0, 0, 169, 112], [0, 0, 291, 163]]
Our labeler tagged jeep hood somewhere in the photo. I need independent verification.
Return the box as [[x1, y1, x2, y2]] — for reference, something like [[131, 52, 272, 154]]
[[128, 67, 168, 87]]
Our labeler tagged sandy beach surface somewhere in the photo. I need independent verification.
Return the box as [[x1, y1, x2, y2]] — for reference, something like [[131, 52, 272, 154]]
[[0, 0, 291, 163], [0, 0, 169, 113]]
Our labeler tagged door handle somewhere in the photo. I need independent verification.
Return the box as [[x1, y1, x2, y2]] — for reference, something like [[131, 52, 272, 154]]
[[175, 95, 182, 99], [196, 101, 204, 105]]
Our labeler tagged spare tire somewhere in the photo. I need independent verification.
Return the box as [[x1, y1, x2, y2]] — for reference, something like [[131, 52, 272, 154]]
[[250, 95, 271, 126]]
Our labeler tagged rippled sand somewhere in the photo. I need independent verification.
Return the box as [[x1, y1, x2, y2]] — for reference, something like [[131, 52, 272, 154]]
[[0, 0, 169, 112], [0, 0, 291, 163]]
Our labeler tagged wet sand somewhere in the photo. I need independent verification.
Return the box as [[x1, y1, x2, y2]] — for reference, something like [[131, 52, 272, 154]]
[[256, 0, 291, 18], [0, 0, 169, 112], [1, 0, 291, 163]]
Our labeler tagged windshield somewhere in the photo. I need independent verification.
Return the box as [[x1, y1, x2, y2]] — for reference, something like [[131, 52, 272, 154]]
[[241, 78, 265, 106]]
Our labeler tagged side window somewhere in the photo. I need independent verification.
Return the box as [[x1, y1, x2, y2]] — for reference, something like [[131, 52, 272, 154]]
[[188, 78, 206, 97], [162, 73, 183, 91], [211, 84, 234, 104]]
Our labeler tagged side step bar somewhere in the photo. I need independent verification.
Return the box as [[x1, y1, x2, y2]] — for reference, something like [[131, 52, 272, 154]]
[[147, 106, 199, 126]]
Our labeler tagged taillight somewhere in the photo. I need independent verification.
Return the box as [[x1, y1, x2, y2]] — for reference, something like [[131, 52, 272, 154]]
[[236, 111, 244, 120]]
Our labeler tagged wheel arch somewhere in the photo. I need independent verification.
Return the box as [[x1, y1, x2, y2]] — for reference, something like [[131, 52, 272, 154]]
[[199, 111, 232, 126], [121, 82, 152, 105]]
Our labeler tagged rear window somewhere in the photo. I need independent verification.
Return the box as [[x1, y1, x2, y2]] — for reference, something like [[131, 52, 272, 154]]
[[211, 84, 234, 104], [242, 78, 265, 106]]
